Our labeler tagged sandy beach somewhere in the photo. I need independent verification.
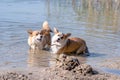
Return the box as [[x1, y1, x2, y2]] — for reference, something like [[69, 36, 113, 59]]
[[0, 0, 120, 80], [0, 55, 120, 80]]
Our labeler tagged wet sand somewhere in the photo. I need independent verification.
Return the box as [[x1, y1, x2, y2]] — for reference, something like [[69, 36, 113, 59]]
[[0, 55, 120, 80], [0, 0, 120, 79], [0, 68, 120, 80]]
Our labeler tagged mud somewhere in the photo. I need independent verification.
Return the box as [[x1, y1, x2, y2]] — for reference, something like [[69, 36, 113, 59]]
[[0, 55, 120, 80]]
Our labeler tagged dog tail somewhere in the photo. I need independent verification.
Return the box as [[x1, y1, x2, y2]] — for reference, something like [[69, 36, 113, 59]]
[[42, 21, 52, 32]]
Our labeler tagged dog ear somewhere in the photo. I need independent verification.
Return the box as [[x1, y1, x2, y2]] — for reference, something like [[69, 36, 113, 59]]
[[64, 33, 71, 38], [27, 29, 33, 35], [54, 27, 59, 34]]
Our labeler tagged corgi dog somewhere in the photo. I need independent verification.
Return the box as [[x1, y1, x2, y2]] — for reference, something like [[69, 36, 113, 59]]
[[27, 21, 52, 50], [51, 28, 89, 55]]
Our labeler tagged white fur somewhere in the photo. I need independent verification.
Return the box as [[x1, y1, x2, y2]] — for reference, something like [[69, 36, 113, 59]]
[[28, 34, 45, 50], [51, 32, 66, 54]]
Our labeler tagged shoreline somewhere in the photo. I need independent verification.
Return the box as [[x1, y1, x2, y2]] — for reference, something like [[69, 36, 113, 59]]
[[0, 55, 120, 80]]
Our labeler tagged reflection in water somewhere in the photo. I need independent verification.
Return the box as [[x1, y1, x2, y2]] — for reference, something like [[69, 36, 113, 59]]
[[27, 49, 87, 68], [45, 0, 120, 68], [46, 0, 120, 33], [27, 49, 51, 67], [72, 0, 120, 34], [0, 0, 120, 71]]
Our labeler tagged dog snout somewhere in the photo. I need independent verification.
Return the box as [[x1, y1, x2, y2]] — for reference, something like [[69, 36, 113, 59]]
[[40, 35, 43, 38], [37, 38, 41, 41], [57, 38, 60, 42], [37, 36, 43, 41]]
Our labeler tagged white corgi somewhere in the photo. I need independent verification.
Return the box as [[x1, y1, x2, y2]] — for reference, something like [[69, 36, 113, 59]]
[[27, 21, 52, 50], [51, 28, 89, 55]]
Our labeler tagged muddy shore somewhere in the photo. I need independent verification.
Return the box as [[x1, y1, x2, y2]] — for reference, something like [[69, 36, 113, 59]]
[[0, 55, 120, 80]]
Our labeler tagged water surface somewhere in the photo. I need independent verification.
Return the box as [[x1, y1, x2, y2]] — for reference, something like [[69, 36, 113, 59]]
[[0, 0, 120, 74]]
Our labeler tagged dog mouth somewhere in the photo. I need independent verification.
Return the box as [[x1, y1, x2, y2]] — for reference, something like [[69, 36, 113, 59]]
[[57, 39, 59, 42], [37, 38, 42, 41]]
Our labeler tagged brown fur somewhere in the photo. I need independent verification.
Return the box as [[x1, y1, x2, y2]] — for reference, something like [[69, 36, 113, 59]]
[[52, 28, 89, 55], [27, 21, 52, 50], [56, 37, 87, 55], [40, 29, 52, 48]]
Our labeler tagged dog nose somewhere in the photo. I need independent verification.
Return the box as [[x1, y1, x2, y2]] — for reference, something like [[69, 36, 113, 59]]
[[58, 38, 60, 41], [40, 36, 43, 38]]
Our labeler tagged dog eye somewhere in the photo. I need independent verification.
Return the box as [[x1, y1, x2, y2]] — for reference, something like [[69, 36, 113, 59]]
[[40, 33, 43, 35], [36, 33, 39, 36], [61, 37, 63, 39]]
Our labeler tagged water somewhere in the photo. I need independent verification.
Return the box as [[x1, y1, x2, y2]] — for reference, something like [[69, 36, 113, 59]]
[[0, 0, 120, 74]]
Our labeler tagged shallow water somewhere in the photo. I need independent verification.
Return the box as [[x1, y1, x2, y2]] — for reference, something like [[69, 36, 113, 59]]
[[0, 0, 120, 74]]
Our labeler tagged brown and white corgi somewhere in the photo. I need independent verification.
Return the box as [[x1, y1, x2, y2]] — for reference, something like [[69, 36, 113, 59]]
[[27, 21, 52, 50], [51, 28, 89, 55]]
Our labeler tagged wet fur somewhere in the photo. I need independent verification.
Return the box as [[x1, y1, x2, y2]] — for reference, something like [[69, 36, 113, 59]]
[[51, 28, 89, 55], [27, 21, 52, 50]]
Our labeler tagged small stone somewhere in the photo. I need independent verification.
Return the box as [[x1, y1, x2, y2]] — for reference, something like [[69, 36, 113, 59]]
[[28, 73, 33, 75]]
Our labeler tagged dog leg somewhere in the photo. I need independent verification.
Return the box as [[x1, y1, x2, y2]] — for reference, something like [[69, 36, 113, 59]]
[[43, 45, 50, 51], [76, 45, 85, 55], [31, 45, 36, 50], [41, 44, 46, 50], [46, 42, 51, 50], [46, 44, 51, 50]]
